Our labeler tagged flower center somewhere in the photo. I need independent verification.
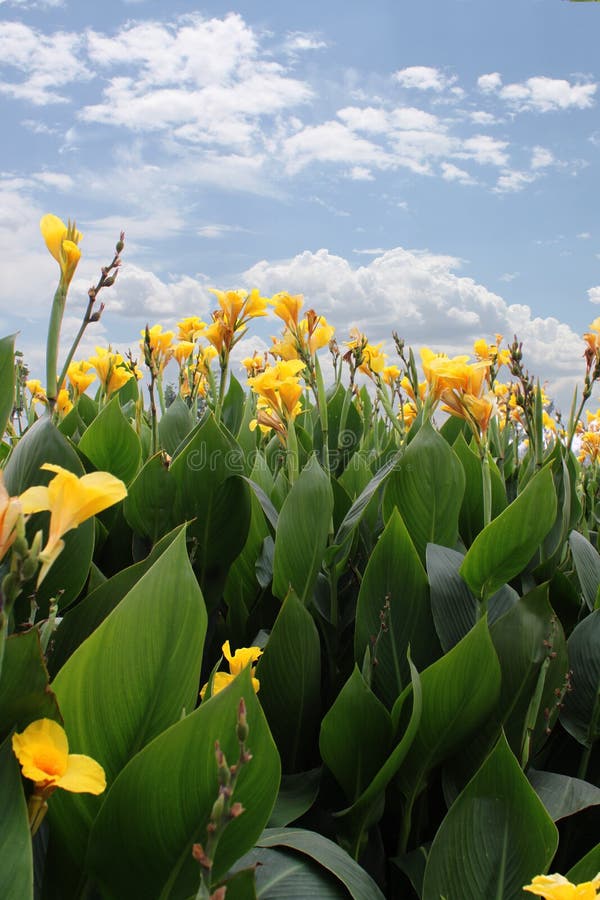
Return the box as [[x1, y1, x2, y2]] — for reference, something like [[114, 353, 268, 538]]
[[33, 749, 65, 777]]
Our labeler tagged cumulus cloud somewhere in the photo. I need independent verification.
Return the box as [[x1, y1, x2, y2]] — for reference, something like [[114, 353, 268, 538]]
[[588, 286, 600, 305], [498, 75, 596, 112], [0, 21, 88, 104], [440, 162, 476, 184], [243, 246, 582, 408], [394, 66, 457, 93], [531, 146, 555, 170], [477, 73, 502, 93]]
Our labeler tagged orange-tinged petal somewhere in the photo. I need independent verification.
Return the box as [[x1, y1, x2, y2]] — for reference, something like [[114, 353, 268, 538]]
[[56, 754, 106, 794], [12, 718, 69, 784]]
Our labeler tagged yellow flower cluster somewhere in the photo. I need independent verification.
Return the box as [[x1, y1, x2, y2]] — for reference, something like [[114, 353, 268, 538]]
[[420, 347, 497, 441], [200, 641, 262, 699], [270, 293, 335, 364], [524, 872, 600, 899], [247, 359, 306, 441]]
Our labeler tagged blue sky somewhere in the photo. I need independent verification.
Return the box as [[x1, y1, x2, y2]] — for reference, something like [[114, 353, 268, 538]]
[[1, 0, 600, 408]]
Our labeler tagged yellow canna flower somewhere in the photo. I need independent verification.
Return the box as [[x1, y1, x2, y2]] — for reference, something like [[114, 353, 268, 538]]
[[177, 316, 206, 342], [383, 365, 401, 386], [523, 872, 600, 899], [19, 463, 127, 584], [12, 718, 105, 797], [40, 214, 83, 289], [173, 341, 196, 367], [0, 470, 23, 563], [242, 352, 266, 377], [67, 360, 96, 396], [55, 389, 73, 418], [25, 379, 47, 405], [200, 640, 263, 699], [88, 347, 134, 397], [142, 325, 175, 373], [270, 292, 304, 329]]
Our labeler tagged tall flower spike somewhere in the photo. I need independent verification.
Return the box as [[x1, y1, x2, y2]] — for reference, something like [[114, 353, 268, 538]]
[[40, 215, 83, 289]]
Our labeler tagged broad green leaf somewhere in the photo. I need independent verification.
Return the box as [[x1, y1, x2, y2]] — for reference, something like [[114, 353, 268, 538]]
[[87, 667, 280, 898], [123, 452, 176, 542], [4, 415, 94, 612], [422, 733, 558, 900], [453, 433, 506, 545], [78, 395, 141, 484], [0, 334, 16, 440], [383, 420, 465, 560], [272, 456, 333, 604], [76, 392, 98, 427], [460, 465, 557, 600], [170, 413, 251, 604], [0, 629, 61, 742], [49, 530, 207, 868], [561, 609, 600, 747], [0, 735, 33, 900], [257, 591, 321, 772], [490, 583, 568, 761], [268, 768, 321, 827], [427, 544, 517, 652], [569, 530, 600, 611], [395, 618, 501, 801], [567, 841, 600, 885], [257, 829, 385, 900], [527, 769, 600, 821], [334, 659, 422, 847], [320, 666, 392, 804], [314, 383, 362, 476], [158, 397, 194, 456], [354, 509, 439, 707], [222, 372, 245, 437], [48, 525, 185, 677], [224, 493, 270, 647], [232, 848, 346, 898]]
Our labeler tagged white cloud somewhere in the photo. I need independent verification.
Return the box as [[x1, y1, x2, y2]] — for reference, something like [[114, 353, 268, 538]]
[[197, 224, 245, 239], [0, 22, 88, 104], [477, 72, 502, 93], [348, 166, 374, 181], [284, 32, 327, 54], [108, 265, 212, 319], [460, 134, 509, 167], [32, 171, 74, 191], [531, 146, 555, 169], [283, 120, 392, 174], [499, 272, 519, 283], [469, 110, 499, 125], [588, 286, 600, 304], [495, 169, 536, 193], [243, 245, 582, 408], [394, 66, 457, 93], [499, 76, 596, 112], [577, 232, 591, 240], [440, 162, 476, 185]]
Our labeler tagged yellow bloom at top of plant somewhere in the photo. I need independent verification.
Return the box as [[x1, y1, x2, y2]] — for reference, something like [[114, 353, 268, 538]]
[[12, 718, 106, 797], [25, 379, 47, 404], [67, 360, 96, 396], [40, 214, 83, 289], [242, 352, 267, 377], [19, 463, 127, 584], [270, 292, 304, 329], [0, 470, 23, 563], [177, 316, 206, 342], [55, 388, 73, 419], [88, 347, 134, 397], [142, 324, 175, 373], [345, 328, 387, 377], [200, 641, 263, 699], [523, 872, 600, 899], [173, 341, 196, 367]]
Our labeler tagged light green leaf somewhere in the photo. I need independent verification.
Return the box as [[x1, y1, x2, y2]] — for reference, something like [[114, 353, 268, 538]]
[[78, 395, 141, 484]]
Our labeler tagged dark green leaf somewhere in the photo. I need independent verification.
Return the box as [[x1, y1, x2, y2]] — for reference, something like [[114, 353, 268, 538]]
[[158, 397, 194, 456], [0, 334, 16, 440], [561, 609, 600, 747], [0, 735, 33, 900], [0, 629, 61, 742], [569, 530, 600, 611], [268, 768, 321, 827], [527, 769, 600, 821]]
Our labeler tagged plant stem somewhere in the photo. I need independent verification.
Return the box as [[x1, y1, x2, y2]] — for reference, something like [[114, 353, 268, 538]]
[[45, 283, 67, 408]]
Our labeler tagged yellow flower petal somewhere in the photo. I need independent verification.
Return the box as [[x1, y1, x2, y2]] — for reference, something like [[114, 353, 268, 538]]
[[12, 718, 68, 784], [56, 754, 106, 794]]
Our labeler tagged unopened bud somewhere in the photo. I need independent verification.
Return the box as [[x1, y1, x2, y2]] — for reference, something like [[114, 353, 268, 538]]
[[237, 698, 249, 744], [22, 557, 39, 581], [230, 802, 245, 819], [116, 233, 125, 254], [13, 535, 29, 558], [103, 275, 116, 288], [210, 792, 226, 823]]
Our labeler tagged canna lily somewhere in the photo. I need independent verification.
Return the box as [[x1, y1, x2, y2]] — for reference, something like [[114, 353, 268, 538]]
[[523, 873, 600, 899], [270, 292, 304, 329], [25, 379, 47, 405], [19, 464, 127, 584], [55, 389, 73, 418], [200, 641, 263, 699], [177, 316, 206, 342], [67, 360, 96, 396], [12, 718, 106, 797], [142, 324, 175, 373], [88, 347, 134, 397], [40, 214, 83, 289]]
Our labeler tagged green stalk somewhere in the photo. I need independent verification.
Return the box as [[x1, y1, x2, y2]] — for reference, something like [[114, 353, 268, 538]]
[[213, 357, 229, 423], [481, 442, 492, 528], [45, 282, 68, 407], [314, 355, 329, 471], [286, 418, 299, 485], [157, 373, 166, 416], [57, 295, 95, 393]]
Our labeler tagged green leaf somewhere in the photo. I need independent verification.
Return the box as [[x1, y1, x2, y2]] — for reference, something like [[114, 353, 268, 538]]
[[0, 334, 16, 440], [334, 659, 422, 844], [453, 433, 506, 545], [561, 609, 600, 747], [123, 452, 177, 543], [158, 397, 194, 456], [354, 509, 439, 706], [0, 628, 61, 742], [427, 544, 518, 652], [320, 666, 392, 804], [257, 591, 321, 772], [222, 373, 246, 437], [257, 828, 385, 900], [569, 530, 600, 611], [4, 415, 94, 612], [422, 733, 558, 900], [48, 525, 185, 677], [268, 768, 321, 827], [459, 465, 557, 600], [490, 583, 568, 761], [224, 493, 270, 646], [272, 456, 333, 603], [49, 530, 207, 867], [0, 735, 33, 900], [332, 450, 400, 559], [233, 848, 346, 898], [78, 395, 141, 484], [395, 618, 501, 801], [87, 667, 280, 898], [527, 769, 600, 821], [567, 841, 600, 884], [383, 420, 465, 560]]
